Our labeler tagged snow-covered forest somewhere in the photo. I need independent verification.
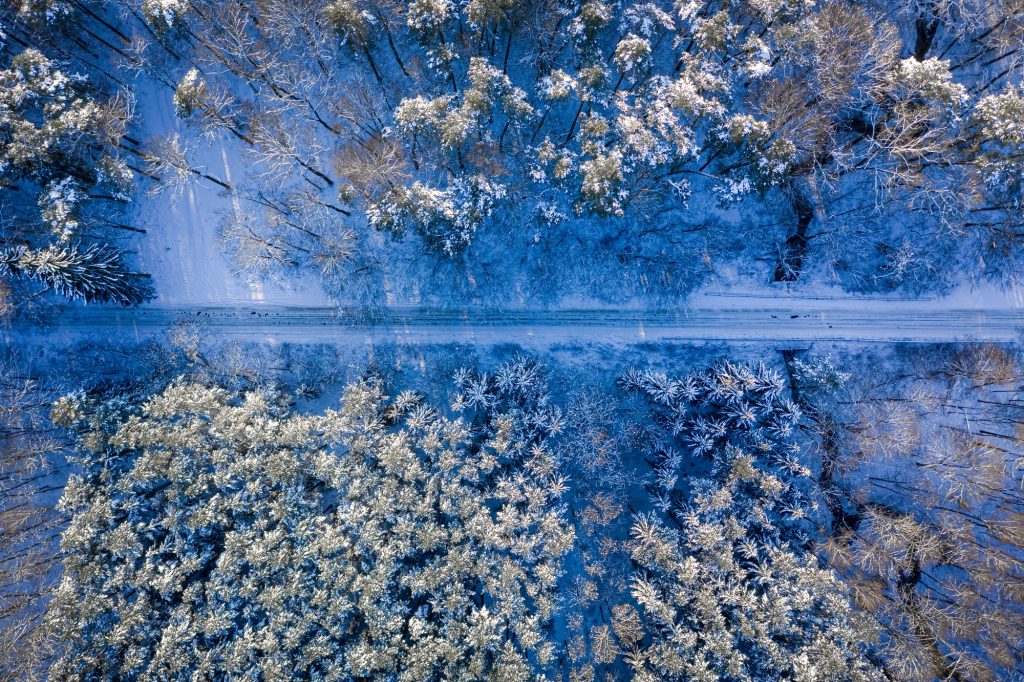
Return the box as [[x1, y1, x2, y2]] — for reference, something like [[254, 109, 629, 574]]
[[2, 0, 1024, 680]]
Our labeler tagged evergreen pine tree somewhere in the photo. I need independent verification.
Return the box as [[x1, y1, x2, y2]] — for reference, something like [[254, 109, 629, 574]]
[[0, 244, 152, 305]]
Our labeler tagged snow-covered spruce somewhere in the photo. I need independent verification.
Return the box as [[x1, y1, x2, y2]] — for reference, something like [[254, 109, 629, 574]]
[[50, 363, 573, 681], [611, 361, 883, 680], [0, 244, 151, 305]]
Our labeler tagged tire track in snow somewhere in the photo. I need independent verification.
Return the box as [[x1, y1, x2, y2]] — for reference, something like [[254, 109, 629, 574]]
[[220, 145, 266, 303]]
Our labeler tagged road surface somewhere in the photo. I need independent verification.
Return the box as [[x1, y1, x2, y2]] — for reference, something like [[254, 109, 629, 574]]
[[11, 296, 1024, 345]]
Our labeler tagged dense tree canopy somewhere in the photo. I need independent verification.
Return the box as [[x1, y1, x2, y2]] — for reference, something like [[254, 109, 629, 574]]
[[614, 363, 883, 681], [49, 360, 574, 680]]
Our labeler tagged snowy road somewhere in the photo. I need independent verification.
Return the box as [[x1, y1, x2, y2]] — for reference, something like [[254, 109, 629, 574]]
[[15, 298, 1024, 345]]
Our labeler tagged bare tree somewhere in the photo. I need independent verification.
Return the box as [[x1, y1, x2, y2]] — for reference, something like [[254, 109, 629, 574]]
[[144, 133, 232, 196], [0, 359, 67, 682], [794, 345, 1024, 680]]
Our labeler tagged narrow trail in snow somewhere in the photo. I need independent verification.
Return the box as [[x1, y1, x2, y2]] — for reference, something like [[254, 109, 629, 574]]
[[12, 302, 1024, 345]]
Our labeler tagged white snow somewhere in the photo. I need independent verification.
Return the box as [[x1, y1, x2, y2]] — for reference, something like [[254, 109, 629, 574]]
[[129, 78, 329, 307]]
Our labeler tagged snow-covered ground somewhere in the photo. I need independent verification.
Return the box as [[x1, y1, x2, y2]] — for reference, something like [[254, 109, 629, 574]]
[[129, 78, 330, 307], [124, 79, 1024, 317], [121, 80, 1024, 313]]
